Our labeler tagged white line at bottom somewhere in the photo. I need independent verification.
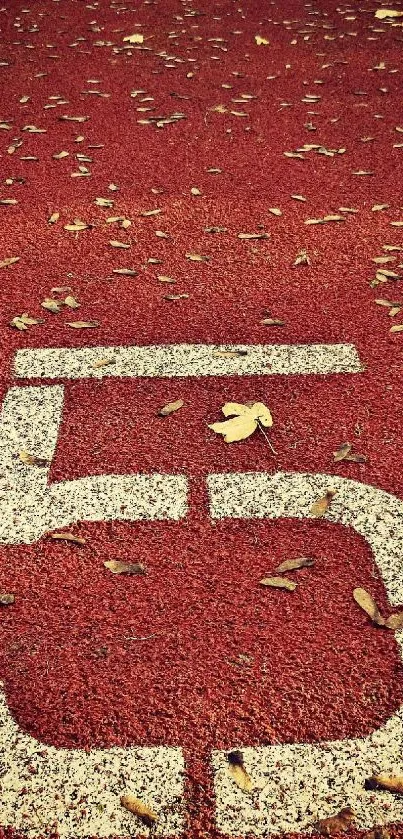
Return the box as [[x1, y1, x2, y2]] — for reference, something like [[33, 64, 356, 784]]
[[13, 342, 363, 379]]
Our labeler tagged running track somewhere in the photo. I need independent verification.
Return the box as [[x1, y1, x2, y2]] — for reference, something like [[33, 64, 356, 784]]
[[0, 0, 403, 836]]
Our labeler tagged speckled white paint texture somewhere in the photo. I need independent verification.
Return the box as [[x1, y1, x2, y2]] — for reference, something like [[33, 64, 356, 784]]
[[0, 386, 188, 544], [13, 342, 363, 379], [208, 471, 403, 835], [0, 683, 185, 837]]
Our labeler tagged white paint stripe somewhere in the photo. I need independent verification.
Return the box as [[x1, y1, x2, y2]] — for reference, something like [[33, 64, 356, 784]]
[[0, 682, 185, 837], [13, 342, 363, 379], [208, 471, 403, 835], [0, 386, 188, 544]]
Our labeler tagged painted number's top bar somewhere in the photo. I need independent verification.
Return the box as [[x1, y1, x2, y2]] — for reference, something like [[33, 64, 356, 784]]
[[13, 343, 363, 380]]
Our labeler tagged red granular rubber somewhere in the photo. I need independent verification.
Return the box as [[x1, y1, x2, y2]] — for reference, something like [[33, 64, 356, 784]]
[[1, 0, 403, 836]]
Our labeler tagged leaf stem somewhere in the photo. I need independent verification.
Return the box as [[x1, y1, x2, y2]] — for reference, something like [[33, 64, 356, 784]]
[[257, 420, 277, 454]]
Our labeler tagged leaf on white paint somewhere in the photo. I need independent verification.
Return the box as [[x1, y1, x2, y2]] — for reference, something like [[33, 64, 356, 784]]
[[365, 774, 403, 794], [227, 751, 254, 793], [313, 806, 355, 836], [120, 794, 158, 825], [310, 489, 336, 517], [19, 450, 49, 467]]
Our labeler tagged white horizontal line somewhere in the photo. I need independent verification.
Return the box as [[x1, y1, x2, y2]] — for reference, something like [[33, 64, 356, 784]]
[[14, 343, 363, 379]]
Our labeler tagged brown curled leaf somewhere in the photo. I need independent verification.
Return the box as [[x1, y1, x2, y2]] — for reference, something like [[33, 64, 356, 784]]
[[227, 751, 254, 793], [120, 794, 158, 826], [275, 557, 314, 573], [259, 576, 297, 591], [158, 399, 184, 417], [310, 489, 336, 518], [104, 560, 146, 575], [353, 588, 386, 626], [313, 806, 355, 836]]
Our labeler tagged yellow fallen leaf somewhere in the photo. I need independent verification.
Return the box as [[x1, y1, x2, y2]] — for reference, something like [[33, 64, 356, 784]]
[[390, 324, 403, 333], [19, 450, 49, 467], [0, 593, 15, 606], [255, 35, 270, 45], [120, 794, 157, 826], [208, 402, 273, 443], [375, 8, 403, 18], [92, 357, 116, 369], [275, 557, 314, 573], [48, 212, 60, 224], [66, 321, 99, 328], [158, 399, 184, 417], [260, 576, 297, 591], [123, 33, 144, 43], [41, 297, 62, 313], [310, 489, 336, 517], [50, 532, 86, 545], [227, 751, 254, 793], [64, 295, 80, 309], [353, 587, 385, 626], [10, 314, 42, 330], [104, 560, 146, 575], [110, 240, 130, 249], [268, 207, 282, 216], [0, 256, 20, 268]]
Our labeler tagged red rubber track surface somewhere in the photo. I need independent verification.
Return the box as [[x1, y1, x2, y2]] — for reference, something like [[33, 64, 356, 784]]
[[0, 0, 403, 836]]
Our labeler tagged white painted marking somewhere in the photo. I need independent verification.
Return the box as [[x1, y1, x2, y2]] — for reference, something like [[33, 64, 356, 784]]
[[0, 683, 185, 837], [0, 386, 188, 544], [13, 342, 363, 379], [208, 471, 403, 835]]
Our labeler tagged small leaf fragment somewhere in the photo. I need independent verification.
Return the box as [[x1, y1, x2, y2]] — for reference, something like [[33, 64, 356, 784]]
[[261, 318, 285, 326], [41, 297, 62, 313], [353, 587, 385, 626], [64, 295, 80, 309], [313, 806, 355, 836], [268, 207, 282, 216], [50, 532, 86, 545], [255, 35, 270, 45], [385, 612, 403, 630], [123, 33, 145, 43], [0, 256, 20, 269], [310, 489, 336, 518], [110, 240, 130, 249], [158, 399, 184, 417], [275, 557, 314, 573], [120, 794, 157, 826], [227, 751, 254, 793], [19, 451, 49, 467], [92, 357, 116, 369], [390, 324, 403, 333], [260, 576, 297, 591], [185, 252, 210, 262], [48, 212, 60, 224], [0, 593, 15, 606], [66, 321, 99, 329], [333, 442, 352, 462], [365, 774, 403, 794], [104, 560, 146, 575]]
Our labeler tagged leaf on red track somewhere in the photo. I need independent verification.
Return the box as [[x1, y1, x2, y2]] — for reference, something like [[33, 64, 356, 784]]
[[310, 489, 336, 517], [123, 33, 144, 44], [268, 207, 282, 216], [66, 321, 99, 328], [238, 232, 269, 239], [255, 35, 270, 45], [41, 297, 62, 313], [48, 212, 60, 224], [104, 560, 146, 575], [365, 774, 403, 794], [227, 751, 254, 793], [259, 576, 297, 591], [0, 256, 20, 268], [385, 612, 403, 629], [64, 295, 80, 309], [0, 594, 15, 606], [10, 314, 42, 330], [333, 442, 352, 462], [209, 402, 273, 443], [275, 557, 314, 573], [353, 588, 386, 626], [261, 318, 285, 326], [163, 294, 189, 301], [112, 268, 137, 276], [390, 324, 403, 333], [49, 532, 86, 545], [109, 240, 130, 249], [158, 399, 184, 417], [313, 806, 355, 836], [19, 450, 49, 467], [185, 252, 210, 262], [366, 829, 391, 839], [293, 249, 310, 266], [120, 794, 157, 825]]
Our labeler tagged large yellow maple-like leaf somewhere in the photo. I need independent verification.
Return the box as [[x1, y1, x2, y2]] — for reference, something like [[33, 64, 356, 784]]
[[208, 401, 273, 443]]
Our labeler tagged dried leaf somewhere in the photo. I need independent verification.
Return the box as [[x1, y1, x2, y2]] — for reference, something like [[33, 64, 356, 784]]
[[372, 204, 389, 212], [209, 402, 273, 443], [313, 806, 355, 836], [110, 240, 130, 249], [64, 295, 80, 309], [366, 829, 391, 839], [255, 35, 270, 45], [385, 612, 403, 630], [120, 794, 157, 826], [185, 252, 210, 262], [48, 212, 60, 224], [41, 297, 62, 313], [66, 321, 99, 328], [261, 318, 285, 326], [0, 256, 20, 269], [227, 751, 254, 793], [158, 399, 184, 417], [104, 560, 146, 575], [164, 294, 189, 301], [268, 207, 282, 216], [390, 324, 403, 333], [123, 33, 144, 43], [92, 357, 116, 369], [112, 268, 137, 276], [375, 8, 403, 18], [0, 593, 15, 606], [50, 532, 86, 545], [293, 249, 310, 266], [157, 275, 175, 283], [19, 450, 49, 467], [345, 452, 367, 463], [10, 313, 42, 330], [238, 232, 269, 240], [275, 557, 314, 573], [64, 222, 88, 232], [333, 442, 352, 462], [366, 774, 403, 794], [259, 576, 297, 591], [353, 588, 385, 626], [310, 489, 336, 517], [212, 349, 248, 358]]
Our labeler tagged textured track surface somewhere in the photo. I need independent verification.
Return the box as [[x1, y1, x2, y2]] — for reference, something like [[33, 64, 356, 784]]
[[1, 0, 403, 836]]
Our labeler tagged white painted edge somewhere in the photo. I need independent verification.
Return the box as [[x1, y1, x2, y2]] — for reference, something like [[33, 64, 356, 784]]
[[13, 342, 363, 379]]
